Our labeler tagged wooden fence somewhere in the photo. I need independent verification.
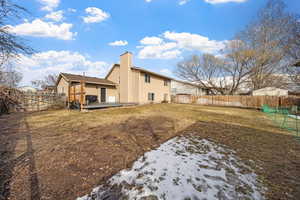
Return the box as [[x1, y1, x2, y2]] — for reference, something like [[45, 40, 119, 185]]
[[22, 92, 66, 112], [173, 95, 300, 109], [0, 86, 66, 115], [0, 86, 24, 114]]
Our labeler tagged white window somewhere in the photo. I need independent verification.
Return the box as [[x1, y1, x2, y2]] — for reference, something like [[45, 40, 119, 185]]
[[148, 93, 155, 101]]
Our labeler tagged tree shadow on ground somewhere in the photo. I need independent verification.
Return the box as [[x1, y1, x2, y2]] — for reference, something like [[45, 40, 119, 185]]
[[0, 113, 40, 200], [181, 120, 300, 200], [3, 109, 300, 200]]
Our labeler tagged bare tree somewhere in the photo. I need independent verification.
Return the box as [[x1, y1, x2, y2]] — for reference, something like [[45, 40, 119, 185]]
[[176, 54, 239, 95], [281, 4, 300, 85], [236, 0, 292, 90], [31, 74, 58, 89], [176, 40, 257, 95], [0, 70, 22, 87], [221, 40, 255, 94], [0, 60, 23, 87], [0, 0, 32, 65], [0, 0, 33, 87], [176, 0, 298, 94], [0, 63, 22, 87], [287, 65, 300, 85], [244, 45, 284, 90]]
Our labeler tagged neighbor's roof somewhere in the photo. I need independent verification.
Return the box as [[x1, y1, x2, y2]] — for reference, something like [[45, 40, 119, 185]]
[[105, 64, 173, 80], [59, 73, 117, 86], [253, 86, 300, 95], [172, 79, 207, 89], [19, 86, 37, 92], [44, 85, 56, 89], [253, 87, 288, 92]]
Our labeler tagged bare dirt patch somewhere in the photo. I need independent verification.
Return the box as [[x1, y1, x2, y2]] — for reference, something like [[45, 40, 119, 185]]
[[182, 121, 300, 200], [0, 104, 299, 200]]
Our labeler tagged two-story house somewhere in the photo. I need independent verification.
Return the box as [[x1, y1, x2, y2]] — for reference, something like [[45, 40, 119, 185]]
[[106, 52, 171, 104], [56, 52, 172, 104]]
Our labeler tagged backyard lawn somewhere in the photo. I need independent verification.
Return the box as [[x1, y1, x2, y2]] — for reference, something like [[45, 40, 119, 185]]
[[0, 104, 299, 200]]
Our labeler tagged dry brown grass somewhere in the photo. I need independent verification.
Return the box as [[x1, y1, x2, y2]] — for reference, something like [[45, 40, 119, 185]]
[[1, 104, 299, 200], [26, 103, 289, 135]]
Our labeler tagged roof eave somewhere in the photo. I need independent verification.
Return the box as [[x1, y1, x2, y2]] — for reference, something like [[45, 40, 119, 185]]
[[105, 64, 120, 79], [70, 80, 117, 86], [133, 67, 173, 80], [55, 73, 69, 87]]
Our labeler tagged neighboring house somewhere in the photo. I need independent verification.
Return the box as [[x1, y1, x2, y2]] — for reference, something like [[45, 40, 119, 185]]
[[171, 80, 208, 96], [56, 52, 172, 104], [106, 52, 171, 104], [19, 86, 37, 93], [43, 86, 56, 93], [56, 73, 118, 104], [252, 87, 300, 96]]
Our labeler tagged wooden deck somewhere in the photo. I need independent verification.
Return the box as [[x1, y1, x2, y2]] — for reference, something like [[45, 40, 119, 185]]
[[83, 103, 137, 109]]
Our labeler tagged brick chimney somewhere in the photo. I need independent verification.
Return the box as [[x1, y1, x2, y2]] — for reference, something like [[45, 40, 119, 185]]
[[120, 52, 132, 103]]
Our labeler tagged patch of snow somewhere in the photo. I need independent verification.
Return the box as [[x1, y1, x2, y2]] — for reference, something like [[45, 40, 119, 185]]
[[77, 136, 265, 200], [289, 115, 300, 120]]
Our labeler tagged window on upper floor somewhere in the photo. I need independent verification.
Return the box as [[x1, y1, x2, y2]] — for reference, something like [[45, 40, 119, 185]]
[[145, 74, 151, 83], [164, 80, 169, 86]]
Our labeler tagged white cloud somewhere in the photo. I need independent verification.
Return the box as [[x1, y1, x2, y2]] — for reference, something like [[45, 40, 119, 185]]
[[15, 51, 109, 85], [138, 42, 181, 59], [146, 0, 189, 5], [146, 0, 247, 5], [68, 8, 77, 13], [45, 10, 64, 22], [6, 19, 76, 40], [179, 0, 190, 5], [164, 31, 226, 54], [109, 40, 128, 46], [83, 7, 110, 23], [38, 0, 60, 11], [140, 37, 163, 45], [160, 68, 172, 75], [138, 31, 227, 59], [204, 0, 247, 4]]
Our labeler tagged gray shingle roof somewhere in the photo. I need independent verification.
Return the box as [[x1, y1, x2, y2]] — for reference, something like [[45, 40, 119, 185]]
[[61, 73, 116, 85]]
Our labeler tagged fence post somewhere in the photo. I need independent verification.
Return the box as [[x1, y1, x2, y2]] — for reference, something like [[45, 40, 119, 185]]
[[278, 97, 281, 108], [296, 114, 299, 138], [228, 95, 230, 107], [38, 95, 40, 111]]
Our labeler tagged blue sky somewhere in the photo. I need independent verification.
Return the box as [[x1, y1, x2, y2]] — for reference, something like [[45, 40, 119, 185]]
[[8, 0, 300, 86]]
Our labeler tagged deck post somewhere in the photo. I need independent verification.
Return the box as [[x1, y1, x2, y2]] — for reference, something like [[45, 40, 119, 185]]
[[80, 80, 85, 111], [68, 82, 71, 109]]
